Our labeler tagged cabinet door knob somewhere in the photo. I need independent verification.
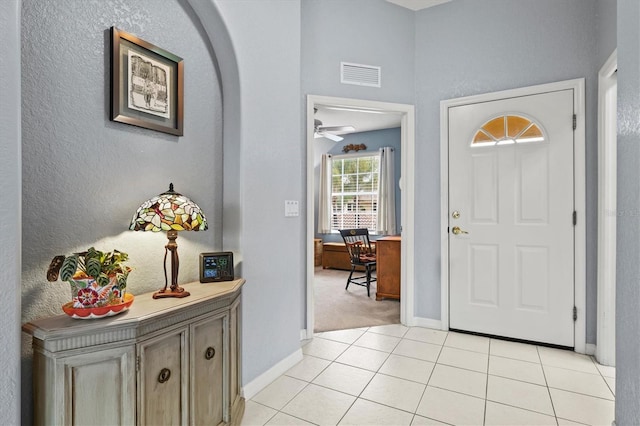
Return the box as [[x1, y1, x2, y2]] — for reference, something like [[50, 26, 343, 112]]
[[205, 346, 216, 360], [158, 368, 171, 383]]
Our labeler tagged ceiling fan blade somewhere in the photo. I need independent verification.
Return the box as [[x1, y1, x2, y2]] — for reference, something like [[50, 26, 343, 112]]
[[317, 125, 355, 133], [322, 132, 344, 142]]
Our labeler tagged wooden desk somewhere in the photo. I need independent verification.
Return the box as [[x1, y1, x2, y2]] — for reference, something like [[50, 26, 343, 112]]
[[376, 236, 401, 300]]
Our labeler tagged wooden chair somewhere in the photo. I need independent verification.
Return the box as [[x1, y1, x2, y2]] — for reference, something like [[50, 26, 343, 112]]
[[339, 229, 377, 297]]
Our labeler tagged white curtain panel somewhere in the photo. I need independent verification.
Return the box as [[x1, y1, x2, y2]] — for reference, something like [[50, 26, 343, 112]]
[[317, 154, 333, 233], [377, 147, 396, 235]]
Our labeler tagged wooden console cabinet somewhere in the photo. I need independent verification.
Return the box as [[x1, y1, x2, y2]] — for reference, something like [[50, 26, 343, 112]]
[[23, 279, 245, 426], [376, 236, 401, 300]]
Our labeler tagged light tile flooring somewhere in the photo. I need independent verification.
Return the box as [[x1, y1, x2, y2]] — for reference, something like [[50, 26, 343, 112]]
[[242, 324, 616, 426]]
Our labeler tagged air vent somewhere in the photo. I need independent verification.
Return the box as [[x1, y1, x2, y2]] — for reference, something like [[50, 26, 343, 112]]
[[341, 62, 381, 88]]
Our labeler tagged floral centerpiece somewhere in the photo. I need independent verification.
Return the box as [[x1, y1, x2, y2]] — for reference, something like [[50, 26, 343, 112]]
[[47, 247, 131, 310]]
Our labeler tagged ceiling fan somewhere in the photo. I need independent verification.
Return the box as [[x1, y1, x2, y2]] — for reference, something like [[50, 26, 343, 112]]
[[314, 108, 355, 142]]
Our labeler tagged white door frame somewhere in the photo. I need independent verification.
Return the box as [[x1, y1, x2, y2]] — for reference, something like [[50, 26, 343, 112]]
[[305, 95, 415, 339], [440, 79, 586, 353], [596, 50, 617, 366]]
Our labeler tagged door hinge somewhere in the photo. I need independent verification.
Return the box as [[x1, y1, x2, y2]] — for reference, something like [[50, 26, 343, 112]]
[[573, 114, 577, 130], [572, 211, 577, 226], [136, 355, 140, 372], [573, 306, 577, 321]]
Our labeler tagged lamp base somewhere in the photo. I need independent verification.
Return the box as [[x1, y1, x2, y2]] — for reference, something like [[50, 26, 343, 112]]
[[152, 287, 191, 299]]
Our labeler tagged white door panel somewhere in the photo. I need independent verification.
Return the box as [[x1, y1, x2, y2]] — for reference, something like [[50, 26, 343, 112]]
[[449, 90, 574, 347]]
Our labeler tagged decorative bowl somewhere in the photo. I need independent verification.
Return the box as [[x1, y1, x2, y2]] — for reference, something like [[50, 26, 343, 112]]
[[62, 293, 134, 319]]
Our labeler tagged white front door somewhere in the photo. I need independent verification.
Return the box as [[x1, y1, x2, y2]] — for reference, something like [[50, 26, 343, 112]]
[[448, 89, 575, 347]]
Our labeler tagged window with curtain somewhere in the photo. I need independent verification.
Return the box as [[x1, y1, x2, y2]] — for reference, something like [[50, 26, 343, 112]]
[[318, 148, 396, 235], [331, 153, 380, 231]]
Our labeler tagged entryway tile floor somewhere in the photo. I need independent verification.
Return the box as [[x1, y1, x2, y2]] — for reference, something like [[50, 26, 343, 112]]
[[242, 325, 615, 426]]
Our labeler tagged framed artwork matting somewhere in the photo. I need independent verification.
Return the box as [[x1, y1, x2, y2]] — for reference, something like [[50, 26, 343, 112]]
[[110, 26, 184, 136]]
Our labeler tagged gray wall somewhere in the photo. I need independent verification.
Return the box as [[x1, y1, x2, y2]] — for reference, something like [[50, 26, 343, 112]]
[[213, 0, 303, 384], [301, 0, 415, 105], [616, 0, 640, 422], [596, 0, 617, 69], [413, 0, 600, 339], [315, 127, 402, 243], [0, 0, 21, 423], [20, 0, 223, 422]]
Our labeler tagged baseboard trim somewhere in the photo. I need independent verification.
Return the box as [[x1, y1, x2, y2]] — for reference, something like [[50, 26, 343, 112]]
[[300, 329, 313, 340], [585, 343, 596, 356], [412, 316, 444, 331], [242, 348, 304, 400]]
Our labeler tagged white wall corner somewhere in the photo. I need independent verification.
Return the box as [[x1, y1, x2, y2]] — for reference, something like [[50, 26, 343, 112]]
[[242, 348, 303, 400], [585, 343, 597, 356], [412, 316, 444, 331]]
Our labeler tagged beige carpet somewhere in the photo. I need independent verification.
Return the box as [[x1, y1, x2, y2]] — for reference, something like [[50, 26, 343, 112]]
[[314, 266, 400, 332]]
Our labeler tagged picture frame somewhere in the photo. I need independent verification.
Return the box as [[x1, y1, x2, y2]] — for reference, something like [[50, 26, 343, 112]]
[[110, 26, 184, 136], [199, 252, 235, 283]]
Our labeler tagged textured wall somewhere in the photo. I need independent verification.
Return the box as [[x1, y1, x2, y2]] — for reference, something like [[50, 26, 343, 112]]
[[616, 1, 640, 422], [596, 0, 617, 69], [1, 0, 21, 423], [301, 0, 416, 106], [213, 0, 303, 385], [414, 0, 600, 337], [20, 0, 223, 422]]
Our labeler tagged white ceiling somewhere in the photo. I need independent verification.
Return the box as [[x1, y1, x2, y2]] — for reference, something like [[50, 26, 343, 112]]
[[385, 0, 451, 11], [314, 105, 402, 136]]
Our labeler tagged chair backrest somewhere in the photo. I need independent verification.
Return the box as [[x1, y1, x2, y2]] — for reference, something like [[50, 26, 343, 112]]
[[339, 229, 375, 264]]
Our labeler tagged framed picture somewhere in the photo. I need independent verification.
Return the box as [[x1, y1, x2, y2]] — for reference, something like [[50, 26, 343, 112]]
[[199, 252, 235, 283], [110, 26, 183, 136]]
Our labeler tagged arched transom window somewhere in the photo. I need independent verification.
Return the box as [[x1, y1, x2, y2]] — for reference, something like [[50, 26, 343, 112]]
[[472, 115, 545, 147]]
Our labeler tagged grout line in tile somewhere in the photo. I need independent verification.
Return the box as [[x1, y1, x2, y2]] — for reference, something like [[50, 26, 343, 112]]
[[536, 345, 559, 424], [483, 339, 492, 426], [411, 413, 456, 426], [489, 352, 543, 365], [357, 394, 422, 416], [425, 384, 486, 402], [375, 370, 431, 387], [556, 416, 589, 425], [547, 385, 615, 402], [246, 400, 281, 426], [485, 400, 562, 424], [276, 410, 321, 426]]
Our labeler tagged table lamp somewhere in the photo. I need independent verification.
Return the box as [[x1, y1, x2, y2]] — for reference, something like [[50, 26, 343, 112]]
[[130, 183, 208, 299]]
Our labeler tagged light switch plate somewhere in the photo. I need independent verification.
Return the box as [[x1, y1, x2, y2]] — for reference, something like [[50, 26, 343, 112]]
[[285, 200, 299, 217]]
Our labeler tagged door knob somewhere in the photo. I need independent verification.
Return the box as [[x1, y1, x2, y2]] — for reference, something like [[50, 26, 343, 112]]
[[452, 226, 469, 235]]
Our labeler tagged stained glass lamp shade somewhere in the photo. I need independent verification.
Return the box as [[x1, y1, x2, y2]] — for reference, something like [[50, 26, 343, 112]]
[[130, 183, 208, 299]]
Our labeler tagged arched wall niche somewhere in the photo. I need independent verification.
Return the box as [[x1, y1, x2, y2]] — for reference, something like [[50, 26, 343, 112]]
[[186, 0, 243, 258]]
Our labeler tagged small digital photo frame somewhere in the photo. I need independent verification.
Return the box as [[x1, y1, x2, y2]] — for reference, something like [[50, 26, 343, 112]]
[[199, 252, 234, 283]]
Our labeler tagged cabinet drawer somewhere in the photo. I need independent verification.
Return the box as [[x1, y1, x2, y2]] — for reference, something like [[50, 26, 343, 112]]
[[138, 328, 188, 426]]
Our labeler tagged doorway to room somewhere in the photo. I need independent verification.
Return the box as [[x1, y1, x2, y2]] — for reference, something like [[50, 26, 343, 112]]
[[305, 95, 415, 338]]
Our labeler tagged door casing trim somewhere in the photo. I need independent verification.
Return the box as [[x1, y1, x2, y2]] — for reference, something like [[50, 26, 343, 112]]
[[439, 79, 586, 353], [596, 50, 617, 366]]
